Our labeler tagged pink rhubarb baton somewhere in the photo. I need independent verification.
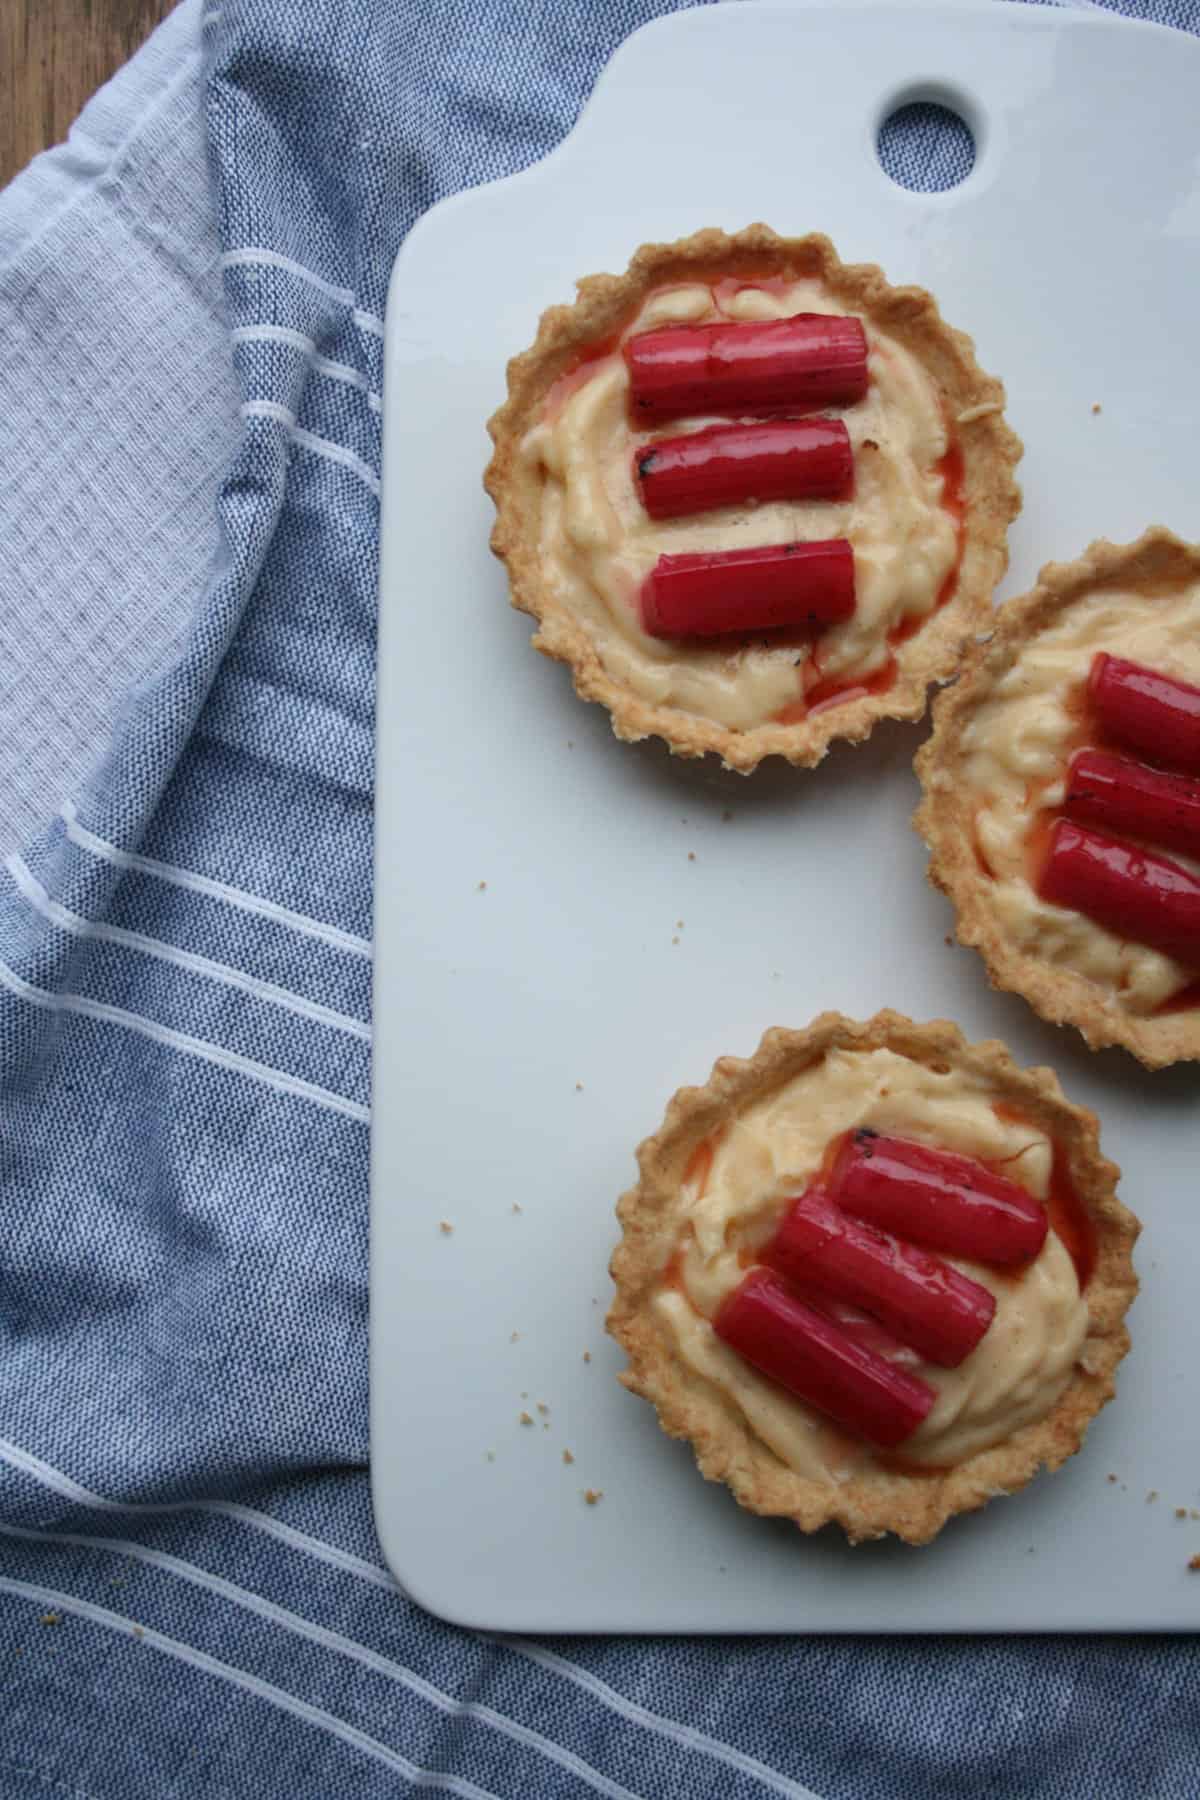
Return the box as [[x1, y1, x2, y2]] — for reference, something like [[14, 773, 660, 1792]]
[[764, 1185, 995, 1368], [1089, 653, 1200, 776], [1037, 817, 1200, 967], [641, 540, 854, 640], [625, 315, 869, 426], [830, 1130, 1048, 1267], [634, 418, 853, 520], [1065, 748, 1200, 862], [714, 1268, 935, 1449]]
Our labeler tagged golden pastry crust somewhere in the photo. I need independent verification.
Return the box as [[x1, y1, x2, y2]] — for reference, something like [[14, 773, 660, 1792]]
[[485, 225, 1022, 773], [607, 1010, 1138, 1546], [915, 528, 1200, 1068]]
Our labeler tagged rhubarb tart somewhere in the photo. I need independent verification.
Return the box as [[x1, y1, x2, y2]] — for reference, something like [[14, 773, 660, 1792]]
[[485, 225, 1021, 772], [916, 529, 1200, 1066], [607, 1012, 1137, 1545]]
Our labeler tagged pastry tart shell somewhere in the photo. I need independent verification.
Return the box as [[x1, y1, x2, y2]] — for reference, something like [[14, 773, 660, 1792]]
[[607, 1010, 1138, 1545], [915, 528, 1200, 1067], [485, 225, 1022, 773]]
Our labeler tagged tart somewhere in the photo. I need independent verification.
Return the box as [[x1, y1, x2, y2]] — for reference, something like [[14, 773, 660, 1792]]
[[607, 1011, 1137, 1545], [916, 528, 1200, 1067], [485, 225, 1021, 773]]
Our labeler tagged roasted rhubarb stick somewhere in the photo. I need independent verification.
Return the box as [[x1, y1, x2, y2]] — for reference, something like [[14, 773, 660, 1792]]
[[626, 315, 869, 425], [641, 540, 854, 640], [830, 1130, 1048, 1266], [763, 1185, 995, 1367], [1065, 748, 1200, 861], [1038, 817, 1200, 966], [714, 1268, 934, 1448], [634, 419, 853, 520], [1089, 653, 1200, 775]]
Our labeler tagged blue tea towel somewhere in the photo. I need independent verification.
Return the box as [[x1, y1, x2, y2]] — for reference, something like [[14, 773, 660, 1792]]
[[1, 2, 1199, 1797]]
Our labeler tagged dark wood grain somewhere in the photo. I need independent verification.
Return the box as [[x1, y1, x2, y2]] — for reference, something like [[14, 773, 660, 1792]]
[[1, 0, 177, 189]]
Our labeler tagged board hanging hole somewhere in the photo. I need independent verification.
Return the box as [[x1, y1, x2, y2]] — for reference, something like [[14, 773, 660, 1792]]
[[877, 101, 976, 193]]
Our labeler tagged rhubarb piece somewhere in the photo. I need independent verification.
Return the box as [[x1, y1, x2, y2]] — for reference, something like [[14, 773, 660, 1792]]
[[642, 540, 854, 640], [634, 419, 853, 521], [831, 1130, 1048, 1266], [714, 1268, 934, 1449], [1038, 817, 1200, 967], [1065, 749, 1200, 862], [625, 316, 869, 425], [809, 1298, 921, 1367], [764, 1185, 995, 1367], [1089, 653, 1200, 775]]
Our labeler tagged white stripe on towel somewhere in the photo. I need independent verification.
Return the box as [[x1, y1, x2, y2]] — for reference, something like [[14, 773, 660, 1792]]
[[0, 1436, 819, 1797], [0, 1525, 640, 1800], [504, 1640, 823, 1800], [6, 853, 370, 1043], [0, 1575, 498, 1798], [61, 801, 372, 959], [0, 1438, 393, 1585], [230, 325, 383, 410], [240, 400, 380, 496], [219, 247, 386, 336], [0, 954, 369, 1123]]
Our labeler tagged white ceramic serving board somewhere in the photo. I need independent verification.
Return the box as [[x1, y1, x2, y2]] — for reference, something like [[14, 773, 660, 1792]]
[[371, 0, 1200, 1632]]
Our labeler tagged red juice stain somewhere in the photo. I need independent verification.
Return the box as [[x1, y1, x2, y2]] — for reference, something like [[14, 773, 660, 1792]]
[[540, 334, 623, 423], [659, 1248, 687, 1294], [683, 1126, 726, 1199], [768, 429, 964, 724], [990, 1103, 1095, 1290], [1154, 978, 1200, 1015]]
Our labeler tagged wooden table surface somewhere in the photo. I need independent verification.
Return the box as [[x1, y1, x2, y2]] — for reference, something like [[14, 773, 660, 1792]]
[[1, 0, 177, 190]]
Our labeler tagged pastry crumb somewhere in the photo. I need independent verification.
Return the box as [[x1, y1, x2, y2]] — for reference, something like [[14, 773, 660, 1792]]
[[1091, 402, 1102, 415], [1147, 1491, 1159, 1504], [676, 919, 684, 929], [1191, 1510, 1200, 1521], [511, 1203, 522, 1214], [485, 1450, 496, 1462], [1107, 1473, 1118, 1484], [477, 880, 487, 891], [520, 1390, 528, 1398], [1190, 1555, 1200, 1572], [583, 1351, 592, 1364], [439, 1219, 454, 1235], [944, 934, 953, 946], [509, 1331, 520, 1343], [584, 1489, 603, 1506], [519, 1411, 534, 1426], [40, 1613, 61, 1627], [1176, 1507, 1188, 1519], [537, 1402, 549, 1415], [687, 851, 696, 862], [575, 1080, 584, 1090], [671, 936, 680, 946]]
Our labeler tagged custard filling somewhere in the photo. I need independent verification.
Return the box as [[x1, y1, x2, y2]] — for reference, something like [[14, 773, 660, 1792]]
[[954, 580, 1200, 1012], [654, 1046, 1088, 1484], [521, 280, 960, 732]]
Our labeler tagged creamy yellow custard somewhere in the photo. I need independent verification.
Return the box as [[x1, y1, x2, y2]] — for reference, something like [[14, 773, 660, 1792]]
[[654, 1046, 1087, 1483], [519, 280, 960, 731], [953, 580, 1200, 1012]]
